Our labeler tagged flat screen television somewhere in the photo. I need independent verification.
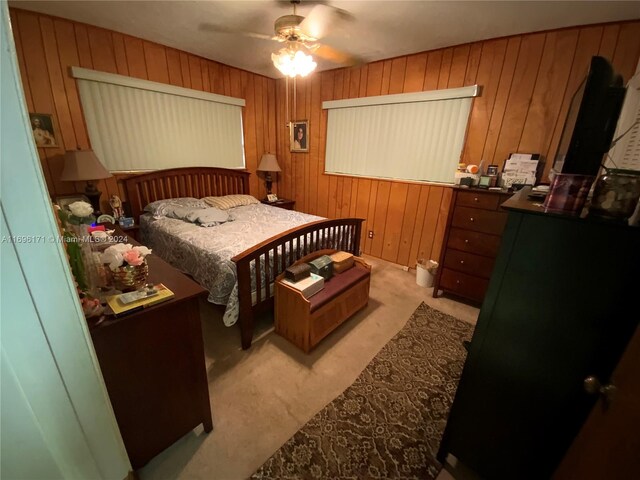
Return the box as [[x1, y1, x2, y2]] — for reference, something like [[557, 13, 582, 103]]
[[553, 56, 626, 176]]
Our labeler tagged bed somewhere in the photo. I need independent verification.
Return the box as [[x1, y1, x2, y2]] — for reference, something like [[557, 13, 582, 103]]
[[124, 167, 363, 349]]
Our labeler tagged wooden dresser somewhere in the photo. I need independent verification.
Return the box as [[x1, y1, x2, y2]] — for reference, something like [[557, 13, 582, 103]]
[[437, 188, 640, 479], [433, 187, 512, 303], [89, 227, 212, 469]]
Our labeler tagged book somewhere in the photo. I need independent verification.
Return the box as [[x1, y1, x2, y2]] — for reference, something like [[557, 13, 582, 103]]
[[281, 273, 324, 299], [106, 283, 175, 316]]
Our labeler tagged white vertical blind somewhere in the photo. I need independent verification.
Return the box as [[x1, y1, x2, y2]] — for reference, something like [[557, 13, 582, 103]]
[[73, 67, 245, 172], [607, 71, 640, 171], [323, 86, 478, 184]]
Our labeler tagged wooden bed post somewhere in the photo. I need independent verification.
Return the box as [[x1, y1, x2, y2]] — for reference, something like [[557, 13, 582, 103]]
[[236, 260, 254, 350]]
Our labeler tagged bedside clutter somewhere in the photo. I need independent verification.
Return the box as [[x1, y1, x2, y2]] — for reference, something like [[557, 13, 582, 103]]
[[275, 250, 371, 353]]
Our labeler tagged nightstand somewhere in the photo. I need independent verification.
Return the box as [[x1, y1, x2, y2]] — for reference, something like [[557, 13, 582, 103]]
[[89, 226, 211, 468], [261, 198, 296, 210], [119, 224, 140, 242]]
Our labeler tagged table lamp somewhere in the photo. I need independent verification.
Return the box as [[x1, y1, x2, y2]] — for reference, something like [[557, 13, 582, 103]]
[[257, 153, 281, 197], [60, 149, 113, 215]]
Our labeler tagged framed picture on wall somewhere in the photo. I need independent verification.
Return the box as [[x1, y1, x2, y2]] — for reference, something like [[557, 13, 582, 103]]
[[29, 113, 58, 148], [290, 120, 309, 153]]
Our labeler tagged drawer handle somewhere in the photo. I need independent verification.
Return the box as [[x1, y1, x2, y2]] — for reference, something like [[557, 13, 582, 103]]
[[474, 197, 479, 202], [464, 239, 469, 244], [460, 260, 465, 264], [470, 217, 474, 222], [456, 280, 461, 284]]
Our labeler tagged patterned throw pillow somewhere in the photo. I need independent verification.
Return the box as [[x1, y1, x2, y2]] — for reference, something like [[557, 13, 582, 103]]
[[144, 197, 206, 216], [203, 194, 259, 210]]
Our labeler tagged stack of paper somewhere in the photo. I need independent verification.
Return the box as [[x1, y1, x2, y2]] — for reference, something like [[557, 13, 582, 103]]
[[281, 273, 324, 299], [502, 153, 540, 187]]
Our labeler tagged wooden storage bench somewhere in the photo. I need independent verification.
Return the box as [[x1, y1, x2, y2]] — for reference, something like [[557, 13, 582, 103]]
[[275, 250, 371, 353]]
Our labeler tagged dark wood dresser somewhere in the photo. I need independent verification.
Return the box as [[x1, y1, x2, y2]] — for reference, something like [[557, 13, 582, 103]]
[[433, 187, 512, 303], [89, 228, 212, 469], [437, 188, 640, 479]]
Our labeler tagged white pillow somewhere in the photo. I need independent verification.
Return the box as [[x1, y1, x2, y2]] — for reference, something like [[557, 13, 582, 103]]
[[203, 194, 259, 210]]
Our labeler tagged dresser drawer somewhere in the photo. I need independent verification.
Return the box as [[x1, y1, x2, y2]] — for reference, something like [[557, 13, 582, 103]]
[[447, 228, 502, 257], [440, 268, 489, 303], [444, 250, 496, 279], [452, 206, 508, 235], [457, 191, 500, 210]]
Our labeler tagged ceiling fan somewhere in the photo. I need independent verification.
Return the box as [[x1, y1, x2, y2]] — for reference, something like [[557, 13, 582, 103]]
[[200, 0, 359, 77]]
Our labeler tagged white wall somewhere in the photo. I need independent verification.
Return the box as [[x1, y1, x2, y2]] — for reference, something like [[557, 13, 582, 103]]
[[0, 2, 131, 478]]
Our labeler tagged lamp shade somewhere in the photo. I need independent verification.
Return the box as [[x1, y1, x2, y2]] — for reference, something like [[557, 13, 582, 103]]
[[60, 149, 112, 182], [257, 153, 282, 173]]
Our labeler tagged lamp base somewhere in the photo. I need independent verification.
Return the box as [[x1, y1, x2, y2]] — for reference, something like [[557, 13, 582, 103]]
[[84, 184, 103, 216], [265, 172, 273, 195]]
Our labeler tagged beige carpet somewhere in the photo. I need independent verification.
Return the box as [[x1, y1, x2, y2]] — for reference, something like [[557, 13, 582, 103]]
[[252, 303, 472, 479], [138, 256, 479, 480]]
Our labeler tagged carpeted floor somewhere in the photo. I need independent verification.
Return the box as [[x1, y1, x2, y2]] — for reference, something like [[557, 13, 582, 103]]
[[252, 303, 473, 480]]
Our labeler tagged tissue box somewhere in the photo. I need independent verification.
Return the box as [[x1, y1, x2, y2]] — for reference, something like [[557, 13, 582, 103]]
[[454, 172, 480, 185]]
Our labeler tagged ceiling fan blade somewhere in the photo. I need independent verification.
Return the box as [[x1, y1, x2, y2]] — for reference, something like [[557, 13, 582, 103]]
[[298, 4, 353, 40], [199, 23, 276, 42], [313, 43, 361, 66]]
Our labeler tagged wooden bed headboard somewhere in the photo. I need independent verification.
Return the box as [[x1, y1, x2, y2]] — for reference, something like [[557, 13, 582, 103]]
[[123, 167, 251, 220]]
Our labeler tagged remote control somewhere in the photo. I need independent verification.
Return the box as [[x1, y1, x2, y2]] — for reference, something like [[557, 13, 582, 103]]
[[119, 287, 158, 305]]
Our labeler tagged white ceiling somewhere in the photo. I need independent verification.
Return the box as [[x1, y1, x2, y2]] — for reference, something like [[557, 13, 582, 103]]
[[10, 1, 640, 78]]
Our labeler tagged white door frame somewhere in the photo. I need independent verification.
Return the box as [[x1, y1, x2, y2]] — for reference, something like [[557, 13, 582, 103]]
[[1, 2, 130, 478]]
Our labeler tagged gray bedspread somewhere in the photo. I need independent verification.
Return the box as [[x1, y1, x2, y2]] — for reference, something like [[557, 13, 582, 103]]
[[140, 203, 322, 326]]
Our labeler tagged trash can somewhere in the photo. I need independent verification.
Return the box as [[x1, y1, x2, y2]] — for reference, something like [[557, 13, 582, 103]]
[[416, 259, 438, 287]]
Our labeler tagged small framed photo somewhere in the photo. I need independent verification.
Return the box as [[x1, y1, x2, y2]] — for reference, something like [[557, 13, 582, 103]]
[[290, 120, 309, 153], [487, 165, 499, 176], [29, 113, 59, 148]]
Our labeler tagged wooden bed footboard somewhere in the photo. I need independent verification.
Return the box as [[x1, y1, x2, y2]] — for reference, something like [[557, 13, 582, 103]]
[[232, 218, 364, 350]]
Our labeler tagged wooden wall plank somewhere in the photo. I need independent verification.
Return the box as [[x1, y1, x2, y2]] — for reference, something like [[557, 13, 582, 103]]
[[143, 41, 170, 84], [461, 39, 508, 165], [40, 16, 76, 151], [111, 32, 129, 75], [165, 49, 183, 87], [381, 182, 409, 262], [424, 50, 442, 90], [438, 48, 453, 88], [481, 36, 521, 166], [518, 30, 579, 156], [448, 44, 470, 88], [388, 57, 407, 94], [403, 53, 427, 92], [87, 26, 117, 73], [492, 32, 546, 165], [124, 36, 147, 79], [396, 184, 422, 266], [612, 22, 640, 82]]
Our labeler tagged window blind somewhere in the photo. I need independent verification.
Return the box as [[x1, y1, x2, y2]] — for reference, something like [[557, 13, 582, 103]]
[[323, 86, 478, 184], [72, 67, 245, 172]]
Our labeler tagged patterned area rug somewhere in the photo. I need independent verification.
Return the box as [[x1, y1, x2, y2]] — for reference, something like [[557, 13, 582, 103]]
[[252, 303, 473, 479]]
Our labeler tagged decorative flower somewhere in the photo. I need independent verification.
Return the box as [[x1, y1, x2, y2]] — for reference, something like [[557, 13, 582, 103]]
[[101, 243, 152, 271], [68, 201, 94, 218]]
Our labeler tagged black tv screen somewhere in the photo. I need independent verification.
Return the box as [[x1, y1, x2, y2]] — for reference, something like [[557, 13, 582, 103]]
[[553, 56, 626, 176]]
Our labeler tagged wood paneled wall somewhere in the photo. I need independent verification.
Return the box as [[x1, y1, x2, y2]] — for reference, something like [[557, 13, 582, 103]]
[[10, 8, 640, 267], [9, 8, 277, 213], [275, 21, 640, 266]]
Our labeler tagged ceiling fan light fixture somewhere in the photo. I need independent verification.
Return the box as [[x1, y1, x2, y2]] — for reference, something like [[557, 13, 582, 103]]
[[271, 46, 317, 78]]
